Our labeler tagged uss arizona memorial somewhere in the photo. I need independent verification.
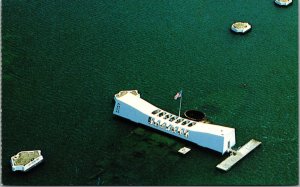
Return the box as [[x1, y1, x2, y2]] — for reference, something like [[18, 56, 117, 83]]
[[113, 90, 261, 171], [113, 90, 236, 154]]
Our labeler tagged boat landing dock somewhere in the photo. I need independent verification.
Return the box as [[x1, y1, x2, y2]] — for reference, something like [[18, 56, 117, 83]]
[[216, 139, 261, 171]]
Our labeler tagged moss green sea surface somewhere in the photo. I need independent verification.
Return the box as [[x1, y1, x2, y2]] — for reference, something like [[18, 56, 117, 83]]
[[2, 0, 298, 185]]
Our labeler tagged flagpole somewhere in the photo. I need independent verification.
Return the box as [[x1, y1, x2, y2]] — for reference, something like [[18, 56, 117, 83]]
[[178, 90, 182, 117]]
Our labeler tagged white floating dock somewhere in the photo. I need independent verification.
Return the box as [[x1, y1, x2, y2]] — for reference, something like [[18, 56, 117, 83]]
[[178, 147, 191, 155], [216, 139, 261, 171]]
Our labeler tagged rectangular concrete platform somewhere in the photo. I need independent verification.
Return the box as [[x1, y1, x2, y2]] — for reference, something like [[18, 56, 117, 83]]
[[216, 139, 262, 171], [178, 147, 191, 154]]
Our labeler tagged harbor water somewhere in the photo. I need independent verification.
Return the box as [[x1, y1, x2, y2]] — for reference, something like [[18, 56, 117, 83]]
[[2, 0, 298, 185]]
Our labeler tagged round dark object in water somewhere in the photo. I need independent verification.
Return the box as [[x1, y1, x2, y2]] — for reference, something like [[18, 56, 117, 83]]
[[184, 110, 206, 121]]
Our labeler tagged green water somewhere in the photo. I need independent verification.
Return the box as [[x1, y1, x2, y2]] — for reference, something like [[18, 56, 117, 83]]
[[2, 0, 298, 185]]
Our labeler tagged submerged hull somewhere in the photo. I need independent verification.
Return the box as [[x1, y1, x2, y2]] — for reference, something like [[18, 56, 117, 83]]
[[113, 90, 236, 154]]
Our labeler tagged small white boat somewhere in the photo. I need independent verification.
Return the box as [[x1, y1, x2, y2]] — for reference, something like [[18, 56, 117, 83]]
[[275, 0, 292, 6], [11, 150, 44, 172], [231, 22, 251, 34]]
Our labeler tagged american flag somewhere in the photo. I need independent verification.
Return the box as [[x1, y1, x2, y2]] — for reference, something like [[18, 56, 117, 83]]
[[174, 90, 182, 100]]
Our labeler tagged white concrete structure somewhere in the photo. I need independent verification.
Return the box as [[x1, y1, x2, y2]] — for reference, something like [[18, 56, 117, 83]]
[[11, 150, 43, 172], [275, 0, 292, 6], [231, 22, 251, 34], [113, 90, 236, 154]]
